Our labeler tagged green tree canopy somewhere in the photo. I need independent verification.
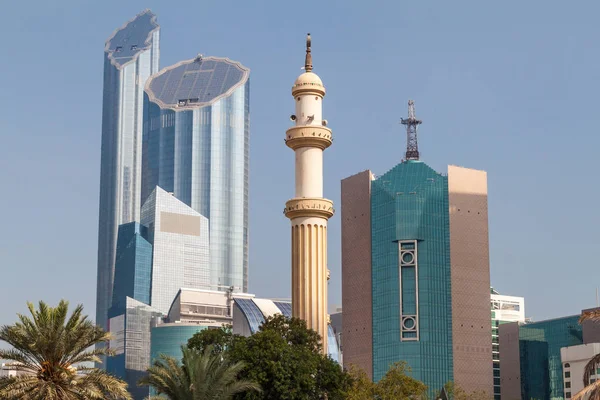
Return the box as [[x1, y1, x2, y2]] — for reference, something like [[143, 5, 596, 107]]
[[0, 300, 131, 400], [188, 314, 351, 399], [140, 345, 260, 400], [375, 361, 427, 399], [346, 363, 428, 399], [187, 325, 236, 355], [441, 381, 493, 400]]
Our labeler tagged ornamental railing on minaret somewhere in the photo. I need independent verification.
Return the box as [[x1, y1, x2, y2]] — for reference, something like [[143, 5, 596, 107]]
[[284, 34, 333, 353]]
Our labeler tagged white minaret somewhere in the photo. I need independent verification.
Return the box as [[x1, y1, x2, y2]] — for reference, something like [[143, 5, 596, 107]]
[[284, 34, 333, 353]]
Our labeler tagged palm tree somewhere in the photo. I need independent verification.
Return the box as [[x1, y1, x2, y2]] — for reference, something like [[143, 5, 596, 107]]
[[0, 300, 132, 400], [140, 345, 261, 400], [573, 310, 600, 400]]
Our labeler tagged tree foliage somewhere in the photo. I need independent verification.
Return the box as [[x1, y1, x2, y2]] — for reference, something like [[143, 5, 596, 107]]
[[0, 300, 131, 399], [375, 362, 427, 399], [187, 325, 236, 355], [140, 345, 261, 400], [346, 363, 427, 399], [188, 314, 351, 399], [442, 381, 493, 400]]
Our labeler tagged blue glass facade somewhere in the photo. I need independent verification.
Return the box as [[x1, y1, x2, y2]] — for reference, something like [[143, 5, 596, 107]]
[[234, 298, 266, 333], [97, 10, 159, 333], [106, 297, 162, 400], [371, 160, 453, 396], [111, 222, 152, 308], [518, 316, 582, 400], [142, 56, 250, 292]]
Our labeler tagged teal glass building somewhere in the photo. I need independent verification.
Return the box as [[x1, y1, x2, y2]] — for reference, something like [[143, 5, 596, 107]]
[[151, 324, 208, 362], [342, 161, 492, 397], [519, 316, 582, 400], [111, 222, 152, 308], [371, 161, 453, 388]]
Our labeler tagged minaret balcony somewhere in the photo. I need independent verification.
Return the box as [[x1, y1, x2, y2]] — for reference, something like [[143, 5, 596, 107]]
[[285, 126, 332, 151], [284, 198, 334, 220]]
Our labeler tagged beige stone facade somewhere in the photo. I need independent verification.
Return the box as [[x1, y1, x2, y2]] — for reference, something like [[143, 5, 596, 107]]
[[498, 322, 522, 400], [448, 165, 493, 394], [340, 170, 374, 377]]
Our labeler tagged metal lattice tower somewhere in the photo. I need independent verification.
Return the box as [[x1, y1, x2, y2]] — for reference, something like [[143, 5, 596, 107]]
[[401, 100, 422, 161]]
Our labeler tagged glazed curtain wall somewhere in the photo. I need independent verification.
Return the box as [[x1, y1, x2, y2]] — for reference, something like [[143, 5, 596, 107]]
[[142, 81, 249, 293], [371, 161, 453, 396]]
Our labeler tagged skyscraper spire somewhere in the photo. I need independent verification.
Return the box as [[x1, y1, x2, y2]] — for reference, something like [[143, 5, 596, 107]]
[[401, 100, 422, 161], [304, 33, 313, 72]]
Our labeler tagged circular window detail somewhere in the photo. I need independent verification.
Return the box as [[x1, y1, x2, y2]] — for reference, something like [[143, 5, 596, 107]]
[[401, 251, 414, 265], [402, 316, 417, 331]]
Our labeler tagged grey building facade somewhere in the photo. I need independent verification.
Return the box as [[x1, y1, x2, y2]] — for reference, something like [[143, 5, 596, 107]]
[[97, 10, 160, 332]]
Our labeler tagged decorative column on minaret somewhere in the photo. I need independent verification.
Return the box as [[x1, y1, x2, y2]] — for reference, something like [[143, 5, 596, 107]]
[[284, 34, 334, 353]]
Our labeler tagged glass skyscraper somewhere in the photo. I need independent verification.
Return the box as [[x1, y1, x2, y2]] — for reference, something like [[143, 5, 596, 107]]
[[342, 162, 493, 397], [97, 10, 160, 332], [142, 56, 250, 292]]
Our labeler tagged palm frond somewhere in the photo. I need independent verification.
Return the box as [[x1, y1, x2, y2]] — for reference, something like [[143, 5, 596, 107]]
[[574, 380, 600, 400], [0, 301, 132, 400], [580, 310, 600, 324], [582, 353, 600, 388]]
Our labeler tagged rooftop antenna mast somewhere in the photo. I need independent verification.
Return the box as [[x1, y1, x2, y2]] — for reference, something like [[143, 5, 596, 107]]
[[400, 100, 422, 161]]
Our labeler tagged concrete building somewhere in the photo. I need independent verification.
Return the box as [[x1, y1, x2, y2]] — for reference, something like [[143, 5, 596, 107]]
[[341, 101, 492, 397], [491, 288, 526, 400], [561, 343, 600, 399], [283, 34, 334, 353], [96, 8, 160, 338]]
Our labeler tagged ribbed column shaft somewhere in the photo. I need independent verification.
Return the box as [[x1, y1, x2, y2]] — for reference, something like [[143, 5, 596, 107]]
[[291, 218, 328, 353]]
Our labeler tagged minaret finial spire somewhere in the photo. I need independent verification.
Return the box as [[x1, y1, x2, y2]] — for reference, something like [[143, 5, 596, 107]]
[[305, 33, 313, 72]]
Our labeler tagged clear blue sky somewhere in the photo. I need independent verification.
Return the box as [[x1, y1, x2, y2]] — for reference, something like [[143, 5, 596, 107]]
[[1, 0, 598, 327]]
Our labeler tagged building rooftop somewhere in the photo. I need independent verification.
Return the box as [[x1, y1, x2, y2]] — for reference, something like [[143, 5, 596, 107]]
[[105, 9, 158, 68], [145, 56, 250, 110]]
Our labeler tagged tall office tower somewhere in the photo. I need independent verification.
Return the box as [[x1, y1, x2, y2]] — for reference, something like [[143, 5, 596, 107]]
[[490, 288, 525, 400], [97, 10, 160, 333], [141, 186, 210, 314], [283, 35, 334, 353], [341, 101, 492, 396], [142, 55, 250, 292]]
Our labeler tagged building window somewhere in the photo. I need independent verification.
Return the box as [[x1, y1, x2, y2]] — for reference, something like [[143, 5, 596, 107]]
[[566, 392, 571, 398], [399, 240, 419, 341], [565, 371, 571, 378], [565, 381, 571, 388], [564, 363, 570, 368]]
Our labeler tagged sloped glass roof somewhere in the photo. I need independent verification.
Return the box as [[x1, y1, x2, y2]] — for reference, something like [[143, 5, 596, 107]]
[[105, 10, 158, 68], [146, 56, 249, 109]]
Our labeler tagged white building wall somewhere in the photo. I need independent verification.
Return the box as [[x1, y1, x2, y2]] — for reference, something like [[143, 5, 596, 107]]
[[141, 186, 210, 314], [561, 343, 600, 398]]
